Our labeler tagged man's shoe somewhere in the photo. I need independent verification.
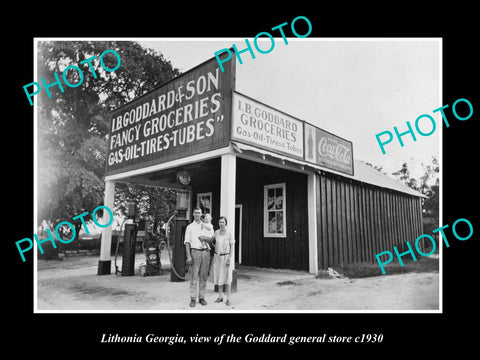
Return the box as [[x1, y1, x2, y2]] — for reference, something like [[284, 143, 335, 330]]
[[199, 298, 207, 306], [189, 299, 196, 307]]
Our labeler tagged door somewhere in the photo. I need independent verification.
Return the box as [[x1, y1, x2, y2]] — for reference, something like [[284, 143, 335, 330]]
[[235, 205, 242, 264]]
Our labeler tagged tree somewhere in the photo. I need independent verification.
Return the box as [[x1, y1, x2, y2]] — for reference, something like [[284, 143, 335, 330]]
[[114, 183, 176, 229], [418, 157, 440, 232], [391, 157, 439, 234], [417, 156, 439, 196], [391, 162, 418, 190], [364, 162, 385, 174], [37, 41, 180, 256]]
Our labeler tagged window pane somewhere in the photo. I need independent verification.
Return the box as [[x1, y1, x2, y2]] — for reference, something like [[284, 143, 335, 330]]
[[268, 211, 276, 233], [268, 188, 274, 198], [275, 196, 283, 210], [276, 211, 284, 233], [276, 187, 283, 198], [264, 185, 286, 236], [267, 189, 275, 210]]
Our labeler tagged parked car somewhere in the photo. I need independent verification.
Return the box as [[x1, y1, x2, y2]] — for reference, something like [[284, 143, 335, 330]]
[[79, 230, 145, 254]]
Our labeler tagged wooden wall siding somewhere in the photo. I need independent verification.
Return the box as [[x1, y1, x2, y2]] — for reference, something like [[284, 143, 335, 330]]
[[316, 172, 423, 269], [235, 159, 309, 271]]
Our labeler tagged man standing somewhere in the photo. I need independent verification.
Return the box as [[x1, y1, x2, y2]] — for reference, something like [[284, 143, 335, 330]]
[[184, 207, 212, 307]]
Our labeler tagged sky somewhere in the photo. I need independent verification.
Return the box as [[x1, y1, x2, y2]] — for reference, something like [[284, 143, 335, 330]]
[[137, 38, 441, 180]]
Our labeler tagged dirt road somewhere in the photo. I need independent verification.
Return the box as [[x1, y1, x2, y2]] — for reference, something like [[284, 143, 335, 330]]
[[36, 254, 439, 311]]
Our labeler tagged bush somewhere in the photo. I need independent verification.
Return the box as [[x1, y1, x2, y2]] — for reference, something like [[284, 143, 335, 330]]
[[37, 239, 60, 260]]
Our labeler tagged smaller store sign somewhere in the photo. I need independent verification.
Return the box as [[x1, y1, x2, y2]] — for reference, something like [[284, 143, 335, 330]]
[[232, 92, 304, 160], [304, 123, 354, 176]]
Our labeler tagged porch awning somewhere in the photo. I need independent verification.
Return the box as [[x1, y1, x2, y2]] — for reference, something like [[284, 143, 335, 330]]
[[231, 141, 316, 173], [230, 141, 425, 198]]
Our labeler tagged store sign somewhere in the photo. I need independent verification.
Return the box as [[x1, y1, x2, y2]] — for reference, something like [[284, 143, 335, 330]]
[[105, 56, 235, 176], [232, 92, 304, 160], [304, 123, 354, 175]]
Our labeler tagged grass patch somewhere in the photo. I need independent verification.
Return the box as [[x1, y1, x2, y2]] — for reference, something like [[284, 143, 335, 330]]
[[326, 257, 439, 279]]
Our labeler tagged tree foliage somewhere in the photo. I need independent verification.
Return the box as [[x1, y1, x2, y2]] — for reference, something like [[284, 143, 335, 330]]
[[391, 157, 439, 228], [37, 41, 180, 244], [417, 157, 439, 231], [391, 163, 419, 190], [114, 183, 177, 227]]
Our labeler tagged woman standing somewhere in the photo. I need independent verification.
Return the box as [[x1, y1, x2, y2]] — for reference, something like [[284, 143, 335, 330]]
[[213, 216, 235, 306]]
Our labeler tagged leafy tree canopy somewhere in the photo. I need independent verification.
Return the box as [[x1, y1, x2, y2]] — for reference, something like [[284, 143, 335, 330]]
[[37, 41, 180, 235], [365, 157, 439, 227], [391, 157, 439, 226]]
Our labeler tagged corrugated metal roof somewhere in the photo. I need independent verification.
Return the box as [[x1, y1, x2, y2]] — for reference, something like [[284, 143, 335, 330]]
[[340, 159, 426, 198], [231, 141, 425, 198]]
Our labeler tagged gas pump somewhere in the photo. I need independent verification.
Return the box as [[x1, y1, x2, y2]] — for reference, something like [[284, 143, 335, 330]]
[[141, 219, 162, 276], [168, 188, 191, 282], [121, 198, 138, 276]]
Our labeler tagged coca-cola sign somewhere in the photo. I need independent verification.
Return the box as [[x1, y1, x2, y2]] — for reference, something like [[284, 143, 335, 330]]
[[304, 123, 354, 175]]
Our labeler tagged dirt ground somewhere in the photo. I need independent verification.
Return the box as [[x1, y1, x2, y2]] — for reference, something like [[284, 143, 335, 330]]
[[36, 252, 439, 312]]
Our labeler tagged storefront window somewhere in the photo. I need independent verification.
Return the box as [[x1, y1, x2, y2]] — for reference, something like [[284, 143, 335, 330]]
[[264, 183, 286, 237]]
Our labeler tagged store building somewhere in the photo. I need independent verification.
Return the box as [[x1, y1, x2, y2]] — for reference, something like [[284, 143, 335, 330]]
[[97, 55, 425, 276]]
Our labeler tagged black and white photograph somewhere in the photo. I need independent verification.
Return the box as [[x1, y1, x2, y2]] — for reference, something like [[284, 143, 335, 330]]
[[6, 7, 478, 355], [32, 38, 442, 312]]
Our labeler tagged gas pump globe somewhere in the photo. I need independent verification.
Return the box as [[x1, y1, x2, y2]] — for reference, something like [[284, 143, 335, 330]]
[[126, 183, 140, 220], [125, 198, 137, 219]]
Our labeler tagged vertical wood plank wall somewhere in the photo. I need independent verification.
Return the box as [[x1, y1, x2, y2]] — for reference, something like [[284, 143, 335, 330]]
[[316, 172, 423, 269], [236, 158, 309, 271]]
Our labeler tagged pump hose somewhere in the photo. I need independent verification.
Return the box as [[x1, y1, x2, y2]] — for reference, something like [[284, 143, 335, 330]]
[[114, 218, 128, 275], [165, 214, 188, 280]]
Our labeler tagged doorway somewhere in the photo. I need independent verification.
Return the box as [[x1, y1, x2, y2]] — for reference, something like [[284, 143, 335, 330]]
[[235, 204, 242, 264]]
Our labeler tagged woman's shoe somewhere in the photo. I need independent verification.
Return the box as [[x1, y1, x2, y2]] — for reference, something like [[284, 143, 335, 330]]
[[215, 297, 223, 303], [226, 299, 231, 306]]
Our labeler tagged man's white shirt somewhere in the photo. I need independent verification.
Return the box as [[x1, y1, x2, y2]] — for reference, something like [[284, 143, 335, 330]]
[[184, 221, 213, 250]]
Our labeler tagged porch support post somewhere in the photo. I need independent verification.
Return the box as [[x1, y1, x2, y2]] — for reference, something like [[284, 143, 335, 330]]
[[219, 153, 237, 291], [97, 180, 115, 275], [307, 172, 319, 274]]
